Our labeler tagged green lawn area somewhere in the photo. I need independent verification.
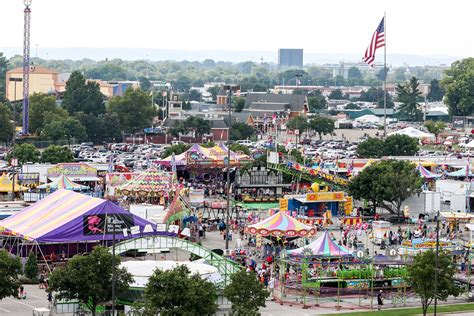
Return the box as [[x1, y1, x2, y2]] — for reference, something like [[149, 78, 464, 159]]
[[330, 302, 474, 315]]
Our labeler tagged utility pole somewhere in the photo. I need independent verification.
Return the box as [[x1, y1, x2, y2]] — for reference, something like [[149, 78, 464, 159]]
[[223, 84, 240, 251]]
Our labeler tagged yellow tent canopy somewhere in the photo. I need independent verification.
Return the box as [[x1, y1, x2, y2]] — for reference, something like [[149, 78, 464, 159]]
[[420, 160, 438, 167], [0, 173, 28, 193]]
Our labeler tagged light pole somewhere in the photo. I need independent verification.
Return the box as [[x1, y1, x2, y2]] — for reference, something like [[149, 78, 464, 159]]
[[223, 84, 240, 251], [434, 209, 440, 315], [110, 217, 121, 316]]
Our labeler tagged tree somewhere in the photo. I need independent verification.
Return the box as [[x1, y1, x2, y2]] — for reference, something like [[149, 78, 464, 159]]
[[224, 270, 269, 316], [41, 145, 74, 163], [383, 134, 419, 156], [29, 93, 58, 135], [182, 101, 192, 110], [309, 116, 335, 139], [0, 103, 14, 143], [108, 87, 156, 133], [42, 116, 87, 142], [441, 58, 474, 116], [407, 250, 461, 316], [7, 143, 40, 164], [424, 121, 446, 140], [144, 265, 217, 315], [207, 85, 220, 101], [396, 77, 423, 121], [307, 95, 327, 112], [328, 89, 344, 100], [356, 137, 385, 158], [347, 66, 363, 86], [62, 71, 105, 116], [345, 103, 361, 110], [349, 160, 422, 218], [48, 247, 132, 316], [24, 252, 38, 281], [138, 76, 151, 91], [184, 116, 210, 136], [161, 144, 191, 159], [0, 53, 8, 102], [358, 87, 394, 108], [233, 96, 246, 113], [229, 143, 251, 156], [230, 122, 255, 141], [285, 115, 308, 132], [0, 250, 22, 300], [188, 89, 201, 101], [427, 79, 444, 102]]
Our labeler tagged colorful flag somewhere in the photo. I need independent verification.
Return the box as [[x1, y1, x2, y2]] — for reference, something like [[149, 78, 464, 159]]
[[363, 17, 385, 66]]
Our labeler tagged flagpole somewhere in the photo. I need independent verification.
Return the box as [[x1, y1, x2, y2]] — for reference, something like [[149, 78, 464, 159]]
[[383, 11, 387, 138]]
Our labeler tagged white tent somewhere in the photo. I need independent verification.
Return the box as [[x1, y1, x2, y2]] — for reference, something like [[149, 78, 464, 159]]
[[388, 127, 434, 139], [355, 115, 380, 124], [464, 140, 474, 148]]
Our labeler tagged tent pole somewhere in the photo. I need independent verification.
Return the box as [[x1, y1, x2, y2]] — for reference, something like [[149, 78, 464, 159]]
[[36, 241, 52, 274]]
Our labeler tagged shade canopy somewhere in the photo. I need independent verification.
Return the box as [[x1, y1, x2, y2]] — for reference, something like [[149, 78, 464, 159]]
[[416, 164, 442, 179], [246, 211, 316, 238], [116, 170, 175, 197], [287, 230, 352, 257], [445, 166, 474, 177], [388, 127, 434, 139], [0, 189, 159, 242], [0, 173, 28, 193], [37, 174, 89, 191]]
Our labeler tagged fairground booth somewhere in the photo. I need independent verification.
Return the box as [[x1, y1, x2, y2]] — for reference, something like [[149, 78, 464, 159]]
[[0, 190, 169, 265], [281, 190, 355, 226], [0, 173, 28, 201]]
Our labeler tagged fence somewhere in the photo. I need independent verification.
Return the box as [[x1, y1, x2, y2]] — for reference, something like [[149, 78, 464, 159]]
[[1, 138, 79, 149]]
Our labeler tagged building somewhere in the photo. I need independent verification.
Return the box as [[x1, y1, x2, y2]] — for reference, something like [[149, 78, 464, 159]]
[[243, 92, 308, 118], [6, 66, 59, 101], [278, 49, 303, 68], [6, 66, 138, 101]]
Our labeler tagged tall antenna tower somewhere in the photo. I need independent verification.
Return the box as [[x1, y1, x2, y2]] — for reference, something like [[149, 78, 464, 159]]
[[22, 0, 32, 135]]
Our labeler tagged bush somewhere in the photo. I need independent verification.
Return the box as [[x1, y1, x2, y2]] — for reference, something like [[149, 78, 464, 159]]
[[24, 252, 38, 281]]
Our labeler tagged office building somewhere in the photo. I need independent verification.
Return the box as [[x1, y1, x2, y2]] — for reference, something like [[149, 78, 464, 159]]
[[278, 49, 303, 67]]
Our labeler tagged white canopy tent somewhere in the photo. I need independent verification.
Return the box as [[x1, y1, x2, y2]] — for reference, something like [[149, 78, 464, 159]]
[[388, 127, 434, 139], [355, 115, 380, 124], [464, 140, 474, 148]]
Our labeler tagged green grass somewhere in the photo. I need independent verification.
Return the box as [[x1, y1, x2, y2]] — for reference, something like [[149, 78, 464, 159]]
[[330, 302, 474, 315]]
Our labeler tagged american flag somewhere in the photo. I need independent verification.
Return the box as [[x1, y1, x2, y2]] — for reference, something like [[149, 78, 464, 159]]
[[363, 17, 385, 66]]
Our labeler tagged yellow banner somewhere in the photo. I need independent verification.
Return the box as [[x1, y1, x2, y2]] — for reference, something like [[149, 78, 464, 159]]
[[279, 198, 288, 211], [306, 192, 345, 202]]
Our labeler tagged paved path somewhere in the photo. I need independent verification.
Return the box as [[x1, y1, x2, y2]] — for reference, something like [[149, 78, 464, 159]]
[[0, 285, 50, 315]]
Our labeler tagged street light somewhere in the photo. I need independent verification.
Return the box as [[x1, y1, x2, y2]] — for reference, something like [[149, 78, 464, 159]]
[[223, 84, 240, 251]]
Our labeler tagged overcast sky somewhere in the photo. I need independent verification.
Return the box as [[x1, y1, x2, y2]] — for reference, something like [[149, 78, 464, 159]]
[[1, 0, 472, 59]]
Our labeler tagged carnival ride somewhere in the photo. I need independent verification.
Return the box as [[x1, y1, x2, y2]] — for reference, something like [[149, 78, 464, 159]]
[[112, 235, 241, 287]]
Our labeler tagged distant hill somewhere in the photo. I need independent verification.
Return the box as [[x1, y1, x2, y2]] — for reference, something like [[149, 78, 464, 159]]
[[0, 47, 462, 67]]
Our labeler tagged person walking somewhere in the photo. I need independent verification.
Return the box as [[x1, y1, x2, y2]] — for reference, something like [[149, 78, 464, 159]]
[[377, 290, 384, 310]]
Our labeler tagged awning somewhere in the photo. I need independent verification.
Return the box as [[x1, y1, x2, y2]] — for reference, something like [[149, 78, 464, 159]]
[[49, 176, 99, 182]]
